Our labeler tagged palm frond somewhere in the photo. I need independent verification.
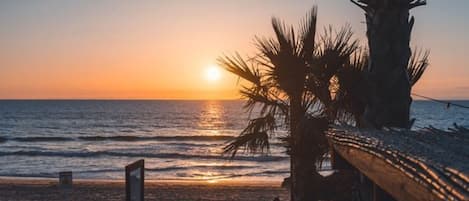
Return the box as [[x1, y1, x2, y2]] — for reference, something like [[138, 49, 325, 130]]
[[306, 25, 358, 107], [223, 114, 277, 157], [239, 85, 288, 117], [299, 6, 318, 60], [323, 25, 358, 57], [349, 48, 368, 72], [271, 17, 298, 55], [254, 16, 308, 97], [333, 49, 369, 125], [217, 53, 262, 86], [407, 48, 429, 86], [255, 36, 279, 65], [314, 25, 358, 80], [305, 74, 331, 108]]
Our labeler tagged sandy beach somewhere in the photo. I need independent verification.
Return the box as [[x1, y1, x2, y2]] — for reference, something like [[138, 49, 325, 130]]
[[0, 177, 289, 201]]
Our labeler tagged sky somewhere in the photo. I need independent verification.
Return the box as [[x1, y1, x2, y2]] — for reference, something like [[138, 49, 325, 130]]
[[0, 0, 468, 100]]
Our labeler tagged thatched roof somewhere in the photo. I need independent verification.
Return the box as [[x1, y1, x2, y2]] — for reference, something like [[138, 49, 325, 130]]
[[327, 125, 468, 200]]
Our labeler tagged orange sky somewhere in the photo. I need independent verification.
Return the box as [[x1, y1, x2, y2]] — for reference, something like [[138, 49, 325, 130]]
[[0, 1, 468, 100]]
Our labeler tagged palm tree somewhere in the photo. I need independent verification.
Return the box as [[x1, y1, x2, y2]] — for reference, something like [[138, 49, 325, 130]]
[[218, 5, 429, 201], [350, 0, 427, 128], [218, 7, 359, 201]]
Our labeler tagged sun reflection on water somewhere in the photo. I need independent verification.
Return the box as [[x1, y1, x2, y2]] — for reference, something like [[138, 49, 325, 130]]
[[185, 102, 236, 184], [191, 170, 226, 183], [207, 180, 218, 184], [197, 101, 225, 133]]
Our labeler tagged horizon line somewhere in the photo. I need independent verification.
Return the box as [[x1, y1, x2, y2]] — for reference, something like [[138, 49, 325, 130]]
[[0, 98, 468, 101], [0, 98, 243, 101]]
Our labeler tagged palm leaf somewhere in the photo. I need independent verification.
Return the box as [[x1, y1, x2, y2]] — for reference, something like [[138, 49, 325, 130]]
[[240, 86, 288, 117], [223, 114, 276, 157], [314, 25, 358, 81], [299, 6, 318, 61], [271, 17, 297, 55], [255, 16, 307, 97], [408, 48, 429, 86], [218, 53, 262, 86]]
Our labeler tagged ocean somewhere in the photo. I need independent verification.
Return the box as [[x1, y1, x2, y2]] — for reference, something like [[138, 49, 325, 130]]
[[0, 100, 467, 182]]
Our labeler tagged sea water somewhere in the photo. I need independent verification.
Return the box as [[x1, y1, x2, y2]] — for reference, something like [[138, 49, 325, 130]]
[[0, 100, 467, 181]]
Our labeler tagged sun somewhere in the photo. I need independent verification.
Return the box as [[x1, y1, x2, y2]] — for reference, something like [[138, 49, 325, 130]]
[[204, 65, 222, 81]]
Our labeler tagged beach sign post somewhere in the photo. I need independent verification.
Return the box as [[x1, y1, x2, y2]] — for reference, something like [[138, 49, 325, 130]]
[[125, 159, 144, 201], [59, 171, 73, 188]]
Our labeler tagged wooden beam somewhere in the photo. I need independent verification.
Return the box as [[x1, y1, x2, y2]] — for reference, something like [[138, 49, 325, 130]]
[[332, 143, 443, 201], [330, 142, 354, 170]]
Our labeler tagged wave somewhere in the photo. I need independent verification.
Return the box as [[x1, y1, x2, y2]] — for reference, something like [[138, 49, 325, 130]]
[[0, 150, 288, 162], [172, 169, 290, 180], [36, 126, 61, 130], [78, 135, 234, 141], [249, 170, 290, 175], [12, 137, 74, 142], [72, 165, 256, 174], [0, 135, 235, 143], [163, 142, 223, 147], [0, 173, 56, 178], [145, 165, 255, 172], [190, 165, 255, 170], [68, 168, 186, 174]]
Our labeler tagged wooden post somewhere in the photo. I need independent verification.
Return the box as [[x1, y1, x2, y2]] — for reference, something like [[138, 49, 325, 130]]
[[373, 183, 396, 201], [330, 143, 353, 170], [126, 159, 144, 201], [59, 171, 73, 188]]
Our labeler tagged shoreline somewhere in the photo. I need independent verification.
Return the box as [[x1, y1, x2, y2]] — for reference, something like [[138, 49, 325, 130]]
[[0, 176, 288, 201], [0, 176, 283, 186]]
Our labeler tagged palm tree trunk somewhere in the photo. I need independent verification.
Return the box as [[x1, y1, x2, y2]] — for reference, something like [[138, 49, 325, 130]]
[[289, 96, 320, 201], [352, 0, 426, 128], [290, 154, 318, 201]]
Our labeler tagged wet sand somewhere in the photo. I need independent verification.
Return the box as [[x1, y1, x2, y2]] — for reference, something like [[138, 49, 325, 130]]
[[0, 177, 289, 201]]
